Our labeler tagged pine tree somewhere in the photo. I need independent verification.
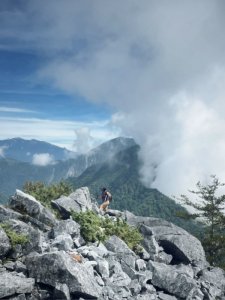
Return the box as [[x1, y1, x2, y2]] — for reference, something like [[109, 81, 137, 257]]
[[178, 175, 225, 267]]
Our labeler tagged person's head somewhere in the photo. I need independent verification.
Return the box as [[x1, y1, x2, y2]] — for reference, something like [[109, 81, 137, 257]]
[[101, 187, 107, 192]]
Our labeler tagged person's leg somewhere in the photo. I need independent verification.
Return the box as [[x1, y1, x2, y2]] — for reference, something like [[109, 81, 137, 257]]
[[101, 200, 109, 211]]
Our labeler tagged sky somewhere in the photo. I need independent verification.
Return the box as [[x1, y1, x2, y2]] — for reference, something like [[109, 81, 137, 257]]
[[1, 0, 225, 196]]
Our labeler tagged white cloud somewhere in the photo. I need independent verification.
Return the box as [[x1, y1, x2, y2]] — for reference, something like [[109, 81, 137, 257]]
[[0, 146, 7, 157], [73, 127, 94, 154], [0, 107, 36, 113], [2, 1, 225, 195], [0, 116, 120, 150], [32, 153, 55, 166]]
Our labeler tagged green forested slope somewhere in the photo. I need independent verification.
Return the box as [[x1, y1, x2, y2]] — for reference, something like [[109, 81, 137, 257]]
[[68, 145, 203, 237]]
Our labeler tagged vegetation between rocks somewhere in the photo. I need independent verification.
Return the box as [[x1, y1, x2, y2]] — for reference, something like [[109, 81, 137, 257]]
[[0, 223, 29, 248], [23, 181, 73, 207], [71, 210, 143, 252]]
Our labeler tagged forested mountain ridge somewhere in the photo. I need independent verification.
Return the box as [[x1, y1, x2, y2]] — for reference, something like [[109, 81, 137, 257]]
[[68, 145, 203, 236], [0, 137, 136, 202]]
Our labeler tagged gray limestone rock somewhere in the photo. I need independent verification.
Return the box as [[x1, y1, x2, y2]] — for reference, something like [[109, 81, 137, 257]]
[[3, 261, 15, 271], [51, 234, 74, 251], [96, 260, 110, 278], [14, 261, 27, 274], [54, 283, 71, 300], [158, 292, 178, 300], [52, 219, 80, 238], [200, 281, 223, 300], [69, 187, 93, 211], [51, 196, 77, 218], [0, 227, 11, 257], [52, 187, 92, 218], [155, 251, 173, 265], [136, 259, 146, 272], [105, 209, 125, 218], [0, 271, 35, 298], [127, 214, 206, 264], [8, 294, 26, 300], [149, 261, 200, 299], [0, 205, 22, 222], [5, 219, 43, 258], [105, 235, 137, 278], [25, 251, 102, 299], [198, 267, 225, 291], [9, 190, 56, 226]]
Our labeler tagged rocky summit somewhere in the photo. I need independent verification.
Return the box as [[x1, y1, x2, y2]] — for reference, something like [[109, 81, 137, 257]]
[[0, 187, 225, 300]]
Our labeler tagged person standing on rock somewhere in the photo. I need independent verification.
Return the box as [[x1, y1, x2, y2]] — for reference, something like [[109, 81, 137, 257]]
[[99, 187, 112, 212]]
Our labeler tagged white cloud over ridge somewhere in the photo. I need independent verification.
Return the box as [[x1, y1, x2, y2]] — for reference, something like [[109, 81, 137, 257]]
[[2, 0, 225, 195], [0, 146, 7, 157], [0, 117, 119, 150], [32, 153, 55, 166]]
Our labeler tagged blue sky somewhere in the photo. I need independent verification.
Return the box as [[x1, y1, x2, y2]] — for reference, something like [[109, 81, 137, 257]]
[[0, 2, 119, 149], [1, 0, 225, 195]]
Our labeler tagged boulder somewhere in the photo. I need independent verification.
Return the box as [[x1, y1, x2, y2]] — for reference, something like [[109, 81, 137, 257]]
[[105, 209, 125, 218], [5, 219, 43, 258], [0, 227, 11, 257], [52, 187, 92, 218], [69, 187, 93, 211], [51, 234, 74, 251], [96, 260, 110, 278], [152, 225, 205, 264], [51, 219, 80, 238], [0, 271, 35, 298], [126, 214, 206, 264], [25, 251, 102, 299], [9, 190, 56, 226], [198, 267, 225, 293], [149, 261, 202, 299], [54, 283, 71, 300], [104, 235, 137, 278], [158, 292, 178, 300], [0, 205, 22, 222]]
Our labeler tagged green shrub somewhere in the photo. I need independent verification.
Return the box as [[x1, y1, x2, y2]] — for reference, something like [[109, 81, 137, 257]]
[[71, 210, 143, 251], [0, 223, 29, 248], [23, 181, 73, 207]]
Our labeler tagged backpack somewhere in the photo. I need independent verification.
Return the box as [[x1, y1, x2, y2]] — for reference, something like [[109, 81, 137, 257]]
[[107, 191, 113, 202]]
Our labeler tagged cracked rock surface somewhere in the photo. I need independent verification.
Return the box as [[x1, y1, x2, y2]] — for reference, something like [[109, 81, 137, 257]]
[[0, 187, 224, 299]]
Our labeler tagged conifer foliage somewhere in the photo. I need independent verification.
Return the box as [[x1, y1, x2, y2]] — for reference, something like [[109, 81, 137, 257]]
[[178, 175, 225, 267]]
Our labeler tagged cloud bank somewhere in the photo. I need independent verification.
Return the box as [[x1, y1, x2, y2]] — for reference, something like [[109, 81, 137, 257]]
[[2, 0, 225, 195], [32, 153, 55, 166]]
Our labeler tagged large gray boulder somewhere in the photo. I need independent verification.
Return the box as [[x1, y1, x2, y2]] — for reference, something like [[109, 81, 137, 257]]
[[25, 251, 102, 299], [5, 219, 43, 258], [51, 219, 80, 239], [149, 261, 203, 299], [52, 187, 92, 218], [51, 234, 74, 251], [9, 190, 56, 226], [126, 214, 206, 264], [0, 205, 22, 222], [0, 271, 35, 298], [104, 235, 137, 278], [0, 227, 11, 257]]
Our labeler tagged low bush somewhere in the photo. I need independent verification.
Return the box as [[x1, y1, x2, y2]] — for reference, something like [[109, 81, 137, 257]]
[[23, 181, 73, 208], [71, 210, 143, 251], [0, 223, 28, 248]]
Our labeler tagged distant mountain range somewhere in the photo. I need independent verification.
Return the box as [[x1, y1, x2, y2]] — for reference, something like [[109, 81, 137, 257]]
[[0, 137, 76, 163], [0, 136, 201, 236], [0, 137, 135, 200]]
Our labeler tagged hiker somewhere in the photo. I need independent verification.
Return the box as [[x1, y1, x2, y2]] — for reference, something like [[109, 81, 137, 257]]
[[99, 187, 112, 212]]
